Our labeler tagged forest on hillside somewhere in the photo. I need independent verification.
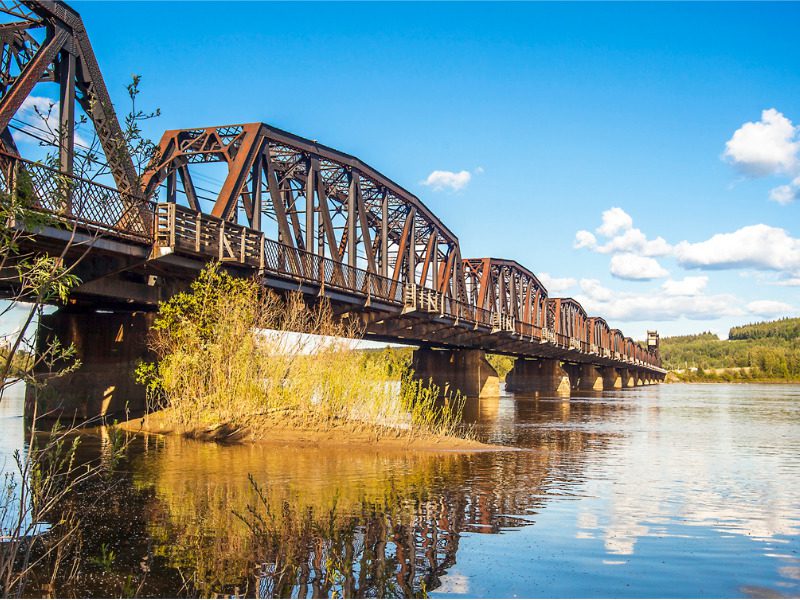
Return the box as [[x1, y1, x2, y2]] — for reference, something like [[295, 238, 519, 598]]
[[660, 317, 800, 381]]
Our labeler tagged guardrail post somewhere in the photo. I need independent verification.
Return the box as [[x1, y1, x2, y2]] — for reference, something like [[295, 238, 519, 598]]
[[10, 160, 18, 205], [194, 211, 201, 252], [259, 233, 265, 272]]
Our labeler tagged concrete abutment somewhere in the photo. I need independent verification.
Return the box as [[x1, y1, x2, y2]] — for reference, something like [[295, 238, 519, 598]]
[[411, 348, 500, 398], [25, 308, 154, 422]]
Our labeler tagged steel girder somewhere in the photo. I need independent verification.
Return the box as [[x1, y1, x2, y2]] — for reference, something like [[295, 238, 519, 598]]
[[588, 316, 610, 353], [0, 0, 140, 195], [548, 297, 588, 342], [462, 258, 548, 328], [141, 123, 469, 305]]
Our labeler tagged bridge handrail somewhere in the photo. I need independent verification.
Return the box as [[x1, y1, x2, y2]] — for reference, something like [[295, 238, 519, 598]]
[[0, 151, 153, 242], [153, 203, 664, 368]]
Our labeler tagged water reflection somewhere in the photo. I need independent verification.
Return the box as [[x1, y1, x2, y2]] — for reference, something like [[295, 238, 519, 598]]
[[1, 383, 799, 597], [125, 424, 601, 597]]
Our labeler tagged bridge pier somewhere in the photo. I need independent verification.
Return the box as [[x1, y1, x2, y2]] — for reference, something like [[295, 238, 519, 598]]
[[411, 348, 499, 398], [577, 364, 604, 391], [619, 368, 636, 388], [25, 308, 154, 422], [601, 367, 622, 389], [505, 358, 571, 394]]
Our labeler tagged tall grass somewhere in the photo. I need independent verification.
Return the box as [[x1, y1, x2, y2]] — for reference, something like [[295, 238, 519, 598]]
[[137, 263, 469, 440]]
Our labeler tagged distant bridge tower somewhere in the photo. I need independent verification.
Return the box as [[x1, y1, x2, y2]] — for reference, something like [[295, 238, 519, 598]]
[[647, 330, 660, 359]]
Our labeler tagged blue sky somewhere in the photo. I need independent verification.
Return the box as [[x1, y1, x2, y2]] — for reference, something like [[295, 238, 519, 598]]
[[11, 2, 800, 339]]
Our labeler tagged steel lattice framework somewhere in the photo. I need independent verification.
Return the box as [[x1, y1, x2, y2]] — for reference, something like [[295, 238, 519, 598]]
[[141, 123, 468, 307], [463, 258, 548, 334], [0, 0, 664, 373], [0, 0, 139, 194]]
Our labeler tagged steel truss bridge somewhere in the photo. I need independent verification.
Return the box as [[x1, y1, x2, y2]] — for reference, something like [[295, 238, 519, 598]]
[[0, 0, 665, 400]]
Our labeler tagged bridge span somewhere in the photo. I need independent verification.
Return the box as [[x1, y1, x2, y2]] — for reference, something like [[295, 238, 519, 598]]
[[0, 0, 664, 419]]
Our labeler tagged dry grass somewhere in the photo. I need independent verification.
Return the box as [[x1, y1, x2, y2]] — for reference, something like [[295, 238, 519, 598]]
[[136, 263, 470, 441]]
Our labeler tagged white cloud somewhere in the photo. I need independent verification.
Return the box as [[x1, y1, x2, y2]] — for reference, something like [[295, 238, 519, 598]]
[[576, 278, 743, 322], [747, 300, 795, 318], [596, 228, 672, 257], [574, 207, 671, 258], [597, 207, 633, 237], [775, 277, 800, 287], [769, 175, 800, 205], [674, 224, 800, 273], [574, 230, 597, 249], [579, 278, 613, 302], [12, 96, 58, 145], [12, 95, 89, 148], [661, 276, 708, 297], [421, 170, 471, 192], [538, 272, 576, 294], [723, 109, 800, 205], [723, 108, 799, 177], [610, 254, 669, 281]]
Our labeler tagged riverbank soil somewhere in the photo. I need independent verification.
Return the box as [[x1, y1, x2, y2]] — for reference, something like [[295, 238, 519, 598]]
[[118, 410, 508, 452]]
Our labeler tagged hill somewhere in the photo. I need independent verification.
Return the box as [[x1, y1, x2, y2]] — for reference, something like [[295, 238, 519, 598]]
[[729, 317, 800, 342], [660, 317, 800, 382]]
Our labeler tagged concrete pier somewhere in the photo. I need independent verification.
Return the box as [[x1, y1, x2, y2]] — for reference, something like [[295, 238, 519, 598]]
[[601, 367, 622, 389], [577, 364, 604, 391], [505, 358, 571, 394], [619, 368, 636, 388], [25, 308, 154, 422], [411, 348, 499, 398]]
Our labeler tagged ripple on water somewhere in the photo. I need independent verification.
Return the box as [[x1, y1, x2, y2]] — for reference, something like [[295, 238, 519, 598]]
[[0, 382, 798, 597]]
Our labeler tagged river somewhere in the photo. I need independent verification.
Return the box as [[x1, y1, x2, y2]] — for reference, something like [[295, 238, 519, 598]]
[[1, 383, 799, 598]]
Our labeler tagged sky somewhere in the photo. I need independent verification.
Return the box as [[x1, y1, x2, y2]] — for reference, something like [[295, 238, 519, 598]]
[[7, 1, 800, 340]]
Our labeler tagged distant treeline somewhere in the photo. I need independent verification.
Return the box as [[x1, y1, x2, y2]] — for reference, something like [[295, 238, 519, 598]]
[[729, 317, 800, 341], [660, 317, 800, 381]]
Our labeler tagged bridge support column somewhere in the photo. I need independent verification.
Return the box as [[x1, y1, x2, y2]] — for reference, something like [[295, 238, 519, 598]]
[[577, 364, 604, 391], [411, 348, 499, 398], [601, 367, 622, 389], [25, 308, 154, 422], [635, 371, 645, 386], [619, 368, 636, 388], [505, 358, 571, 394]]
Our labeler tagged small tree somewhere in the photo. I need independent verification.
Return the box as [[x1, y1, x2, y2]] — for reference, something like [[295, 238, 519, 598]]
[[0, 76, 159, 597]]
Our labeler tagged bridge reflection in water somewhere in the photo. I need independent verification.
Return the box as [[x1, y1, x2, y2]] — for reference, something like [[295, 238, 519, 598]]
[[12, 385, 800, 598], [82, 394, 610, 598]]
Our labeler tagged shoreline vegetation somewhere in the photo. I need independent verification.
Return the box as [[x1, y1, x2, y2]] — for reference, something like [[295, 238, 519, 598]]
[[133, 263, 502, 452], [660, 317, 800, 384]]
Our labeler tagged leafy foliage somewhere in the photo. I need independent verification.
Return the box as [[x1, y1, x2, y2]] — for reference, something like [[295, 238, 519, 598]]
[[729, 317, 800, 342], [137, 263, 469, 439], [660, 318, 800, 381]]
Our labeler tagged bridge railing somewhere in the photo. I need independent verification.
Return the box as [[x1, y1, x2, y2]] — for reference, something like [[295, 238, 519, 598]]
[[157, 203, 263, 267], [152, 203, 663, 369], [0, 152, 153, 242], [515, 321, 543, 340]]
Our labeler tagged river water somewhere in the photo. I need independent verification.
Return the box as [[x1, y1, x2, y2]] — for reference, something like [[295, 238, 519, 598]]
[[1, 383, 799, 598]]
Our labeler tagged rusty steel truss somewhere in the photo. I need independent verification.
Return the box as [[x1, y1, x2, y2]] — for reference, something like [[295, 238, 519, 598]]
[[142, 123, 468, 308], [0, 0, 663, 373], [0, 0, 140, 194]]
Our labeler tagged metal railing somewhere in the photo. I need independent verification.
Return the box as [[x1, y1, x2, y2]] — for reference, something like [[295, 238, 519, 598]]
[[0, 151, 665, 369], [0, 152, 153, 242], [152, 202, 663, 368]]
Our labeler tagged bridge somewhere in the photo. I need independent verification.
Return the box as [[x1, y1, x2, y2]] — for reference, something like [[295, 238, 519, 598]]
[[0, 1, 664, 419]]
